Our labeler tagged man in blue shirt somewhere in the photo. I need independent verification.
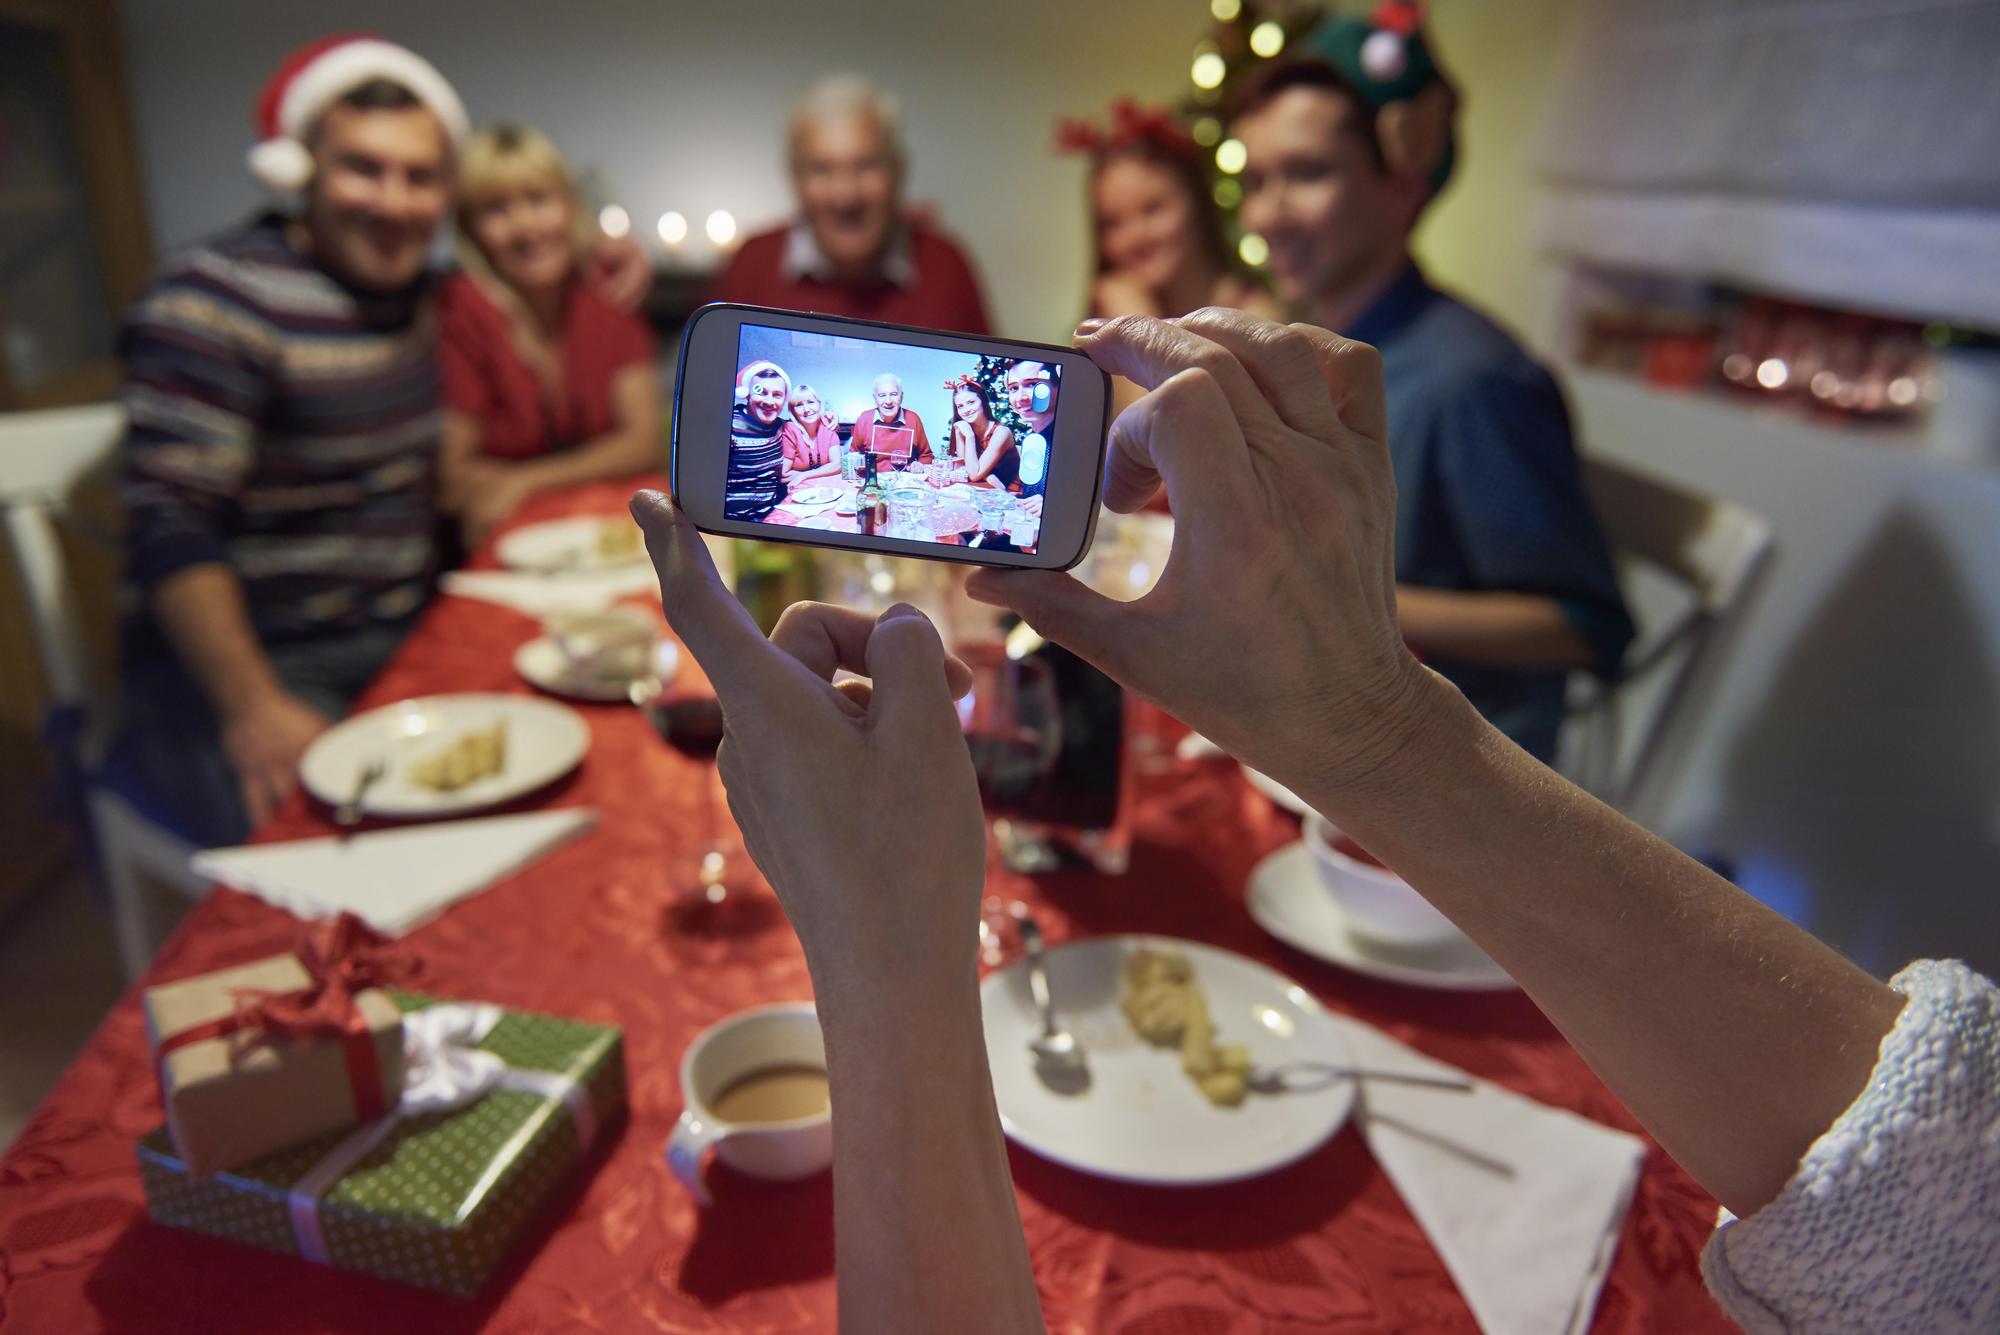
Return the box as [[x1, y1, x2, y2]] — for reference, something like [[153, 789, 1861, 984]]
[[1230, 11, 1632, 762]]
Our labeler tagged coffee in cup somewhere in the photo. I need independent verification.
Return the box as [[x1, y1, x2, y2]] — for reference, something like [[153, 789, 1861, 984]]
[[666, 1002, 831, 1205]]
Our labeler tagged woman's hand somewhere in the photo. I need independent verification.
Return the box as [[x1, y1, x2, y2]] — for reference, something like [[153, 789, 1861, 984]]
[[968, 309, 1433, 805], [629, 490, 982, 1017], [1091, 271, 1159, 321], [459, 466, 540, 547]]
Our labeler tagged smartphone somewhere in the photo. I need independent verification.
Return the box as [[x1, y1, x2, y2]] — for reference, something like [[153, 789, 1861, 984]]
[[672, 303, 1111, 570]]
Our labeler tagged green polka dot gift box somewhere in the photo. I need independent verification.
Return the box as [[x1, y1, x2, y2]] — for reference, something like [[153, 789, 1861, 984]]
[[136, 993, 626, 1299]]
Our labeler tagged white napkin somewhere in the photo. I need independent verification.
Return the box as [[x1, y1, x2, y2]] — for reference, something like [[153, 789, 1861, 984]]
[[440, 567, 658, 618], [1335, 1016, 1646, 1335], [191, 808, 598, 935]]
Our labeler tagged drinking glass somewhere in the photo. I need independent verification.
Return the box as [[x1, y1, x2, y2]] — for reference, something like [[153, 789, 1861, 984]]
[[957, 644, 1061, 965], [884, 482, 935, 542], [973, 487, 1014, 540], [631, 683, 734, 909]]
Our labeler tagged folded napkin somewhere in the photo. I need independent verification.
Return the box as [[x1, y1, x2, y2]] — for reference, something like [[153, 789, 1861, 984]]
[[1335, 1016, 1647, 1335], [191, 808, 598, 936], [441, 567, 659, 618]]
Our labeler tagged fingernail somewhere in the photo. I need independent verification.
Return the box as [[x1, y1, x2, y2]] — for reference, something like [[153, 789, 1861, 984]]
[[881, 602, 928, 622], [1075, 318, 1108, 336]]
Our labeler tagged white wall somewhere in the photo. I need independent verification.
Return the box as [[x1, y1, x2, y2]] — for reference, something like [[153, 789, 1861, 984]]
[[1570, 372, 2000, 979], [116, 0, 1204, 344]]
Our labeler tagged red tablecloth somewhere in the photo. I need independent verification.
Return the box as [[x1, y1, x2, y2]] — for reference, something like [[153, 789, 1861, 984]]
[[0, 482, 1732, 1334]]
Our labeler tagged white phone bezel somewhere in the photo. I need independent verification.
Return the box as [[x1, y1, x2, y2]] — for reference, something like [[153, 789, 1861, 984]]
[[671, 303, 1109, 570]]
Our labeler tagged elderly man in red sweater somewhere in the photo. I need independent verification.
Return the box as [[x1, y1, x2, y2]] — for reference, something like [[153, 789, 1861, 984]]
[[715, 76, 992, 336]]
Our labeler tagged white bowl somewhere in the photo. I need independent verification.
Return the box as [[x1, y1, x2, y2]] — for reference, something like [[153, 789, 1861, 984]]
[[1301, 813, 1460, 948]]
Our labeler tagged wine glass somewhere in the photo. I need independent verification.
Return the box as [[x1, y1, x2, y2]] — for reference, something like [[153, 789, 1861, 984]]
[[630, 681, 734, 908], [957, 643, 1061, 967]]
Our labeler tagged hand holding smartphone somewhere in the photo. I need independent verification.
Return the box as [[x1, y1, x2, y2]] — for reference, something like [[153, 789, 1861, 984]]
[[671, 304, 1111, 569]]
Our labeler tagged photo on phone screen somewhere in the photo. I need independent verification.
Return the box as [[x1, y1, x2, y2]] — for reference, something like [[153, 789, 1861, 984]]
[[726, 321, 1061, 554]]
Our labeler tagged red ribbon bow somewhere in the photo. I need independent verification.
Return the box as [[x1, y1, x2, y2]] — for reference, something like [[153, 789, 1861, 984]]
[[157, 913, 417, 1121]]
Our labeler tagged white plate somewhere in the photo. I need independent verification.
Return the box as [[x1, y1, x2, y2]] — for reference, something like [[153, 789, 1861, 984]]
[[495, 517, 646, 573], [300, 693, 590, 819], [787, 484, 844, 507], [797, 514, 843, 530], [1247, 843, 1518, 992], [981, 935, 1355, 1185], [514, 636, 680, 703], [1243, 763, 1311, 817]]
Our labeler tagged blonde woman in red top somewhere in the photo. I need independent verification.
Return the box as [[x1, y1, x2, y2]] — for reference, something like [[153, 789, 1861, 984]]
[[439, 124, 661, 542], [778, 383, 842, 485]]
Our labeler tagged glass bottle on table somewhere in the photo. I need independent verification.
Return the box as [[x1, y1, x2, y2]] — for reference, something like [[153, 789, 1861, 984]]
[[856, 468, 887, 537]]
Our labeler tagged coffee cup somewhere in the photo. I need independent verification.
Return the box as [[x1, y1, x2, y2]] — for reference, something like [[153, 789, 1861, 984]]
[[543, 608, 656, 685], [1302, 812, 1460, 948], [666, 1002, 831, 1206]]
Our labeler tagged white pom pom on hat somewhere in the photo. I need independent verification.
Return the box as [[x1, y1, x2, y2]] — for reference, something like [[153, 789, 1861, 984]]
[[1360, 29, 1409, 83], [245, 33, 468, 194]]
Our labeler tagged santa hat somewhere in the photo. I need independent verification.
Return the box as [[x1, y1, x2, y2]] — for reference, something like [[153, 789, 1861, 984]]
[[247, 34, 468, 193], [735, 360, 791, 400]]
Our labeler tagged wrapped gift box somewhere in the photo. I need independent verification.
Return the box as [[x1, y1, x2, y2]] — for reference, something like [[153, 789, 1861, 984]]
[[136, 994, 625, 1299], [143, 951, 407, 1178]]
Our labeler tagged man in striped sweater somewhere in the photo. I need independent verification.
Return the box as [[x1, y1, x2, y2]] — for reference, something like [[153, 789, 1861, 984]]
[[114, 39, 467, 845]]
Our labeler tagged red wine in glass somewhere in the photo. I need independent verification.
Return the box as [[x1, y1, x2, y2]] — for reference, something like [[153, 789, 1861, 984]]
[[966, 728, 1046, 814], [658, 696, 725, 761], [958, 643, 1061, 818]]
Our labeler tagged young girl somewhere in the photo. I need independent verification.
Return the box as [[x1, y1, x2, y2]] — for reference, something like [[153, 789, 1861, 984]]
[[945, 375, 1019, 489]]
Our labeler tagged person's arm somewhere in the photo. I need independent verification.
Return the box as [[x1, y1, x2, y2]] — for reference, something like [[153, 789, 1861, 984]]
[[583, 232, 653, 313], [458, 366, 662, 542], [964, 424, 1017, 485], [969, 309, 1904, 1220], [121, 269, 331, 825], [437, 410, 485, 518], [1394, 585, 1596, 668], [153, 564, 333, 826], [630, 494, 1043, 1332], [1423, 366, 1635, 676]]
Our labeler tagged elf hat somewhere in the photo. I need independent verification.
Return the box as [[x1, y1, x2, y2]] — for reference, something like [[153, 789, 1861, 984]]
[[1296, 1, 1459, 197], [247, 34, 468, 193]]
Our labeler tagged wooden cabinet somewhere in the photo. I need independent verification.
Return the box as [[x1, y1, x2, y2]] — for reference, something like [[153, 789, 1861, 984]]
[[0, 0, 152, 410]]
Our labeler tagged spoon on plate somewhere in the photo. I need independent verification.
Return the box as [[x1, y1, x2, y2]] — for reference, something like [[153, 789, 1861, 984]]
[[1016, 914, 1088, 1093]]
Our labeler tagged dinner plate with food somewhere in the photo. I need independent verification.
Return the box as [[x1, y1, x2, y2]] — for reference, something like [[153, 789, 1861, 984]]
[[494, 516, 647, 573], [979, 935, 1356, 1185], [299, 693, 590, 819], [785, 483, 845, 508]]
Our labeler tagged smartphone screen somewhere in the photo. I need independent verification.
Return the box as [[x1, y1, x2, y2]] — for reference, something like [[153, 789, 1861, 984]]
[[674, 305, 1109, 570]]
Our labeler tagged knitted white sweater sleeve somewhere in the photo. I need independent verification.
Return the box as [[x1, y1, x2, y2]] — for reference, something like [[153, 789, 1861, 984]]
[[1701, 959, 2000, 1333]]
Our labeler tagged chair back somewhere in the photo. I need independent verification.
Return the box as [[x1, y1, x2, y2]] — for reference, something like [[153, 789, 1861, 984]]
[[1565, 455, 1774, 822], [0, 403, 126, 723]]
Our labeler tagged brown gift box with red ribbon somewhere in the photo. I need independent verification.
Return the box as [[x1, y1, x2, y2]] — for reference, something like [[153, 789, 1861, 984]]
[[142, 915, 410, 1178]]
